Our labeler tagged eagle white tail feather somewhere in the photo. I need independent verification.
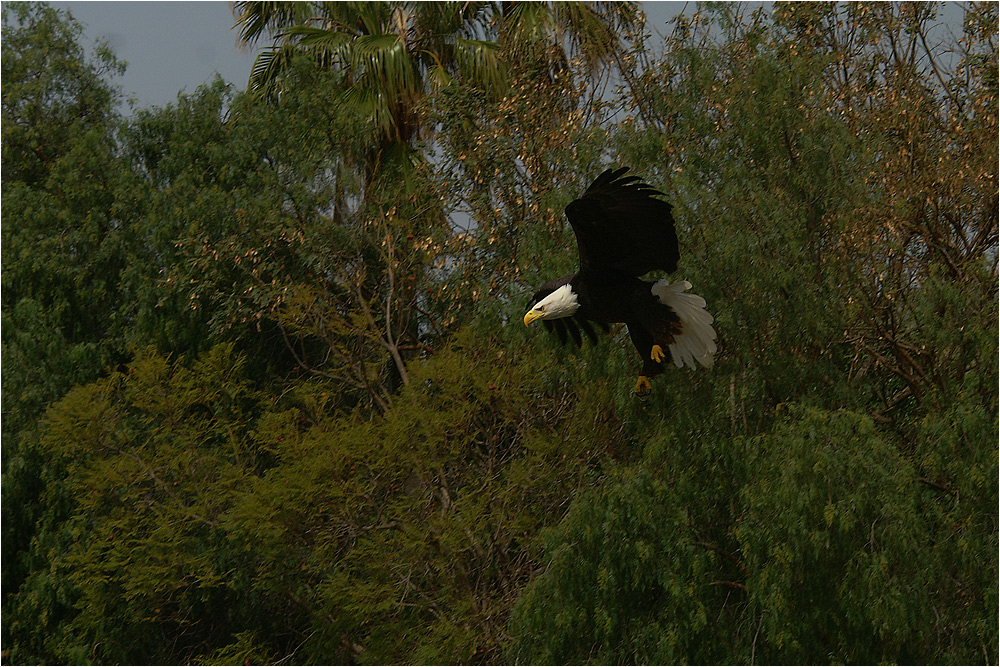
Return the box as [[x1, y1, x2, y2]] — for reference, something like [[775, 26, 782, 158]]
[[651, 280, 717, 369]]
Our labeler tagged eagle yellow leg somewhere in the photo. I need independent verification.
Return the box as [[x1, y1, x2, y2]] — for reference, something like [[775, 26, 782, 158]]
[[651, 344, 666, 363], [634, 375, 652, 395]]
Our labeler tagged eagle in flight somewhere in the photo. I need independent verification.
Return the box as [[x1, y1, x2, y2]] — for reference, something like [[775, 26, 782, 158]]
[[524, 167, 717, 395]]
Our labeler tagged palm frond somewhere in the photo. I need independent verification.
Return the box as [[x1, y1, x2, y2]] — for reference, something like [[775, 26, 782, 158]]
[[353, 33, 420, 100], [280, 24, 354, 62], [425, 63, 453, 89], [553, 1, 631, 74], [450, 37, 506, 93], [233, 1, 316, 45], [248, 46, 288, 97], [353, 1, 393, 37], [499, 2, 558, 46], [340, 84, 396, 141]]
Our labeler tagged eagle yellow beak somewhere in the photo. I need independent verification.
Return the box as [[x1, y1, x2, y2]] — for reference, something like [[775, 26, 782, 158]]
[[523, 309, 544, 326]]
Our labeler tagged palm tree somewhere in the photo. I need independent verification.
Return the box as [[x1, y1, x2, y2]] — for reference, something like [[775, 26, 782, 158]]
[[494, 2, 636, 82], [235, 1, 504, 182], [233, 1, 637, 182]]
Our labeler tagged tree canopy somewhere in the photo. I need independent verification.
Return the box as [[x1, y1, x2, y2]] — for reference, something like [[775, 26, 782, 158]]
[[3, 2, 997, 664]]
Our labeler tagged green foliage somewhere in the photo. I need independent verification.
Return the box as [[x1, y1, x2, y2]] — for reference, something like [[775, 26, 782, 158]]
[[4, 348, 248, 662], [739, 407, 920, 663], [6, 345, 264, 664], [6, 332, 630, 664], [1, 2, 127, 435], [1, 3, 123, 185], [222, 330, 627, 664], [510, 465, 736, 665], [4, 2, 996, 665], [2, 1, 130, 619]]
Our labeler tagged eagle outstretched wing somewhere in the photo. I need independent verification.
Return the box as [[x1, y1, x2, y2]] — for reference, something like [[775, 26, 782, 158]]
[[564, 167, 679, 276]]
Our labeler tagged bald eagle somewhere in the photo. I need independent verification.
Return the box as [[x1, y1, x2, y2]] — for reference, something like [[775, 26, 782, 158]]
[[524, 167, 717, 394]]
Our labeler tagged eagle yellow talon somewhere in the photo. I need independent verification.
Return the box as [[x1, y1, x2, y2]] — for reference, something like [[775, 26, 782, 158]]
[[651, 344, 666, 363], [634, 375, 652, 395]]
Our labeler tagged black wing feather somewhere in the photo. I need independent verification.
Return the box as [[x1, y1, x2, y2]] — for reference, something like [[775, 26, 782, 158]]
[[565, 167, 679, 276], [578, 318, 600, 345], [553, 320, 569, 346], [528, 276, 608, 349], [565, 319, 583, 347]]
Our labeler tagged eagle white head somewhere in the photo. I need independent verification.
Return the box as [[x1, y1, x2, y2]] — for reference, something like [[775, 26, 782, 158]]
[[524, 284, 580, 325]]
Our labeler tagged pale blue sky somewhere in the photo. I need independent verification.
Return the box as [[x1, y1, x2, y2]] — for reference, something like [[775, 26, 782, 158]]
[[49, 2, 261, 109]]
